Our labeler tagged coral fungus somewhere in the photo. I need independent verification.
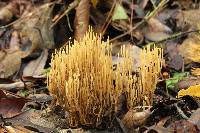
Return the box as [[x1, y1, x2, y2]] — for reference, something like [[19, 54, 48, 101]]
[[48, 29, 162, 127]]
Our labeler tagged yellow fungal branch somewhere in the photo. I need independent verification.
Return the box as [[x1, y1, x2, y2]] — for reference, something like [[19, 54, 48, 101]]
[[48, 29, 162, 127], [122, 45, 163, 109]]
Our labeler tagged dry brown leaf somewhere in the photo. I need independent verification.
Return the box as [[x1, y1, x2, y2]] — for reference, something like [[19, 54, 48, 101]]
[[189, 108, 200, 130], [148, 18, 172, 33], [178, 34, 200, 64], [9, 31, 20, 50], [4, 126, 35, 133], [172, 0, 197, 10], [175, 9, 200, 29], [74, 0, 90, 40], [0, 97, 27, 118], [145, 125, 173, 133], [169, 120, 199, 133], [121, 109, 151, 132], [175, 77, 200, 90], [0, 50, 23, 78], [13, 3, 54, 54], [165, 43, 184, 70], [144, 17, 171, 41], [0, 2, 18, 23], [23, 49, 48, 77], [144, 31, 170, 42]]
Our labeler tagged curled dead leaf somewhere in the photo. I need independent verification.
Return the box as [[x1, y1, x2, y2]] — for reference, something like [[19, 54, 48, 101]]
[[0, 97, 27, 118], [175, 77, 200, 90], [23, 49, 48, 77], [121, 109, 151, 131], [0, 2, 17, 23], [144, 17, 171, 42], [13, 3, 54, 55], [178, 34, 200, 64]]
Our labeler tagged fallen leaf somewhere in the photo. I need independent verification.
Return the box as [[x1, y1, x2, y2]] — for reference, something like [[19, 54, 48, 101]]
[[13, 3, 55, 54], [4, 126, 35, 133], [189, 108, 200, 130], [9, 31, 20, 50], [144, 17, 172, 41], [169, 120, 199, 133], [0, 97, 27, 118], [144, 31, 170, 42], [0, 50, 23, 78], [165, 42, 184, 70], [178, 84, 200, 98], [3, 110, 56, 132], [148, 18, 172, 33], [121, 109, 151, 131], [178, 34, 200, 64], [175, 9, 200, 29], [23, 49, 48, 76], [145, 125, 173, 133], [112, 3, 128, 21], [0, 2, 17, 23], [175, 77, 200, 90]]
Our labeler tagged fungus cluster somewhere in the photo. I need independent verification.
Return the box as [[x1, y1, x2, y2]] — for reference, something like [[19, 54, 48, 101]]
[[48, 29, 162, 127]]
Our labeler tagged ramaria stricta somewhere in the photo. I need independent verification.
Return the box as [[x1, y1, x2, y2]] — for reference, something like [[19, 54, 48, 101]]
[[47, 29, 162, 128]]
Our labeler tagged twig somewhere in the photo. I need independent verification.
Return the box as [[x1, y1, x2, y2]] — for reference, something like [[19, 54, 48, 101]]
[[175, 103, 189, 119], [100, 0, 117, 37], [50, 0, 79, 29], [110, 0, 169, 42]]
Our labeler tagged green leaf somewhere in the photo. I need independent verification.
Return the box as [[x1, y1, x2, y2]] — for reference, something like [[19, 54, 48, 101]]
[[166, 72, 189, 89], [173, 72, 189, 78], [166, 78, 179, 89], [112, 3, 128, 21]]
